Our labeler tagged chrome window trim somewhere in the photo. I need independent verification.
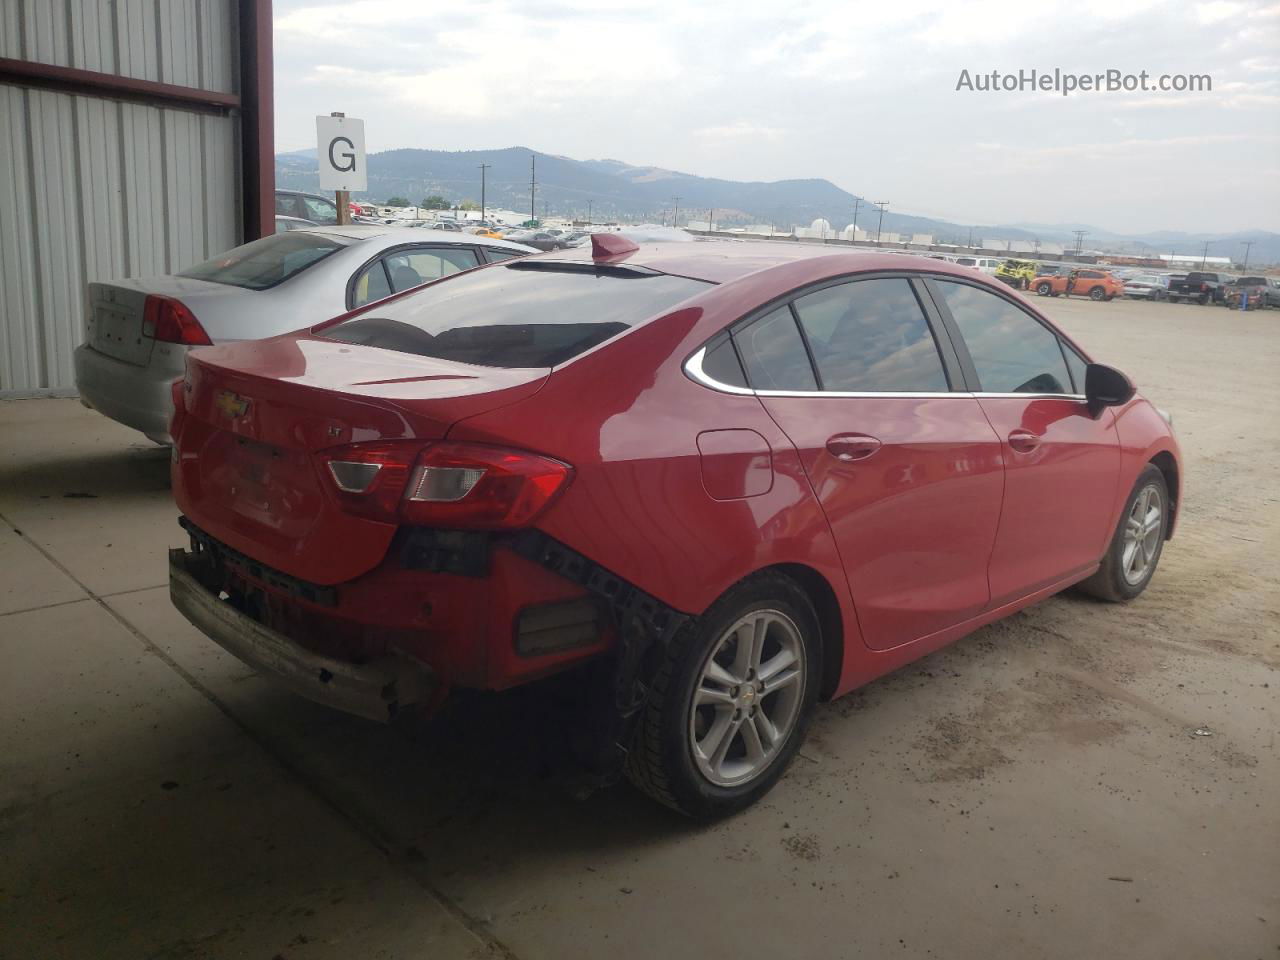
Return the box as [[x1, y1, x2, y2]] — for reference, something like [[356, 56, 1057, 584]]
[[685, 348, 1086, 401]]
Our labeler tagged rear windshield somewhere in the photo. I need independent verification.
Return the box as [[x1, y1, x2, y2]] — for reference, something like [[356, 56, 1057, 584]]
[[1236, 276, 1266, 285], [180, 232, 348, 290], [320, 262, 711, 367], [1185, 272, 1217, 282]]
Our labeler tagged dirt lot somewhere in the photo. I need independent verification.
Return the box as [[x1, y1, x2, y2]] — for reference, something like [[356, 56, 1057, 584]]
[[1, 296, 1276, 959]]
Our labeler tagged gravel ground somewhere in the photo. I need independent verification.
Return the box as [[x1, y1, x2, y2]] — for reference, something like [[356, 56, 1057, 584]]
[[1, 294, 1276, 959]]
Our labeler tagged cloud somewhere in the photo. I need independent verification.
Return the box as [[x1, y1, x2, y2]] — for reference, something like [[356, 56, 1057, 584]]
[[271, 0, 1280, 234]]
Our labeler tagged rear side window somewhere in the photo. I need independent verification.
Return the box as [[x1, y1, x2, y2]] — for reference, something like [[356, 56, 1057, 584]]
[[734, 306, 818, 392], [180, 233, 347, 290], [935, 280, 1072, 394], [385, 247, 479, 292], [322, 262, 710, 368], [483, 248, 525, 263], [792, 279, 949, 392]]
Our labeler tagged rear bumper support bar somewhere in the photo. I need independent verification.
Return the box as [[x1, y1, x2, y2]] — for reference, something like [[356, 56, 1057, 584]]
[[169, 548, 433, 723], [511, 530, 691, 776]]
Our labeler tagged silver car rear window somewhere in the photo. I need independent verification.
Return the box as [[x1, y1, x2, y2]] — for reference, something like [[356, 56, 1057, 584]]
[[180, 232, 349, 290]]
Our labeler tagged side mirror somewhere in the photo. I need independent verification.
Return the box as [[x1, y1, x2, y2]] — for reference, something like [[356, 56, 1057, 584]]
[[1084, 363, 1135, 418]]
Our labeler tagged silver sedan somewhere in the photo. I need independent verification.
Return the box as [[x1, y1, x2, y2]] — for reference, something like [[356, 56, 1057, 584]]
[[74, 226, 535, 443]]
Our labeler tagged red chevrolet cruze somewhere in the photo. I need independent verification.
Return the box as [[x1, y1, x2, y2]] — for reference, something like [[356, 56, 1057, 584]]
[[169, 236, 1180, 817]]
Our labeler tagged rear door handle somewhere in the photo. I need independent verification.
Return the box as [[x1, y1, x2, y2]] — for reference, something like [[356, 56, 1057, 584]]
[[826, 434, 882, 462], [1008, 429, 1041, 453]]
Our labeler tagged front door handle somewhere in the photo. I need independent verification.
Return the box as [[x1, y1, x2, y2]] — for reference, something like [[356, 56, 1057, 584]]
[[1008, 429, 1041, 453], [826, 434, 882, 462]]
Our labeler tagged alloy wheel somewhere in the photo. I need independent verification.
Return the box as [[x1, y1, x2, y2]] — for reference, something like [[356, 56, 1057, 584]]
[[688, 609, 806, 787], [1122, 484, 1163, 585]]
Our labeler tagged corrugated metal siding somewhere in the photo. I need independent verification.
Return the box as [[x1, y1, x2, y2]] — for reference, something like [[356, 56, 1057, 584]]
[[0, 0, 243, 394], [2, 0, 238, 93]]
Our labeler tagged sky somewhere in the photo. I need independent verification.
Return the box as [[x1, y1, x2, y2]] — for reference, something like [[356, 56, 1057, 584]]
[[272, 0, 1280, 235]]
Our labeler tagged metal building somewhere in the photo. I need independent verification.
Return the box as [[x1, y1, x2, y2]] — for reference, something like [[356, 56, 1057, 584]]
[[0, 0, 273, 396]]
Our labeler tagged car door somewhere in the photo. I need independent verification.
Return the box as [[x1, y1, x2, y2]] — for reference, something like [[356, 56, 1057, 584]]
[[927, 278, 1121, 605], [733, 275, 1005, 651]]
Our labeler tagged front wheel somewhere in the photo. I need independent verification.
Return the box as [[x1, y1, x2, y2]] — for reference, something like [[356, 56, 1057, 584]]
[[1036, 282, 1052, 296], [1077, 464, 1169, 602], [625, 572, 821, 819]]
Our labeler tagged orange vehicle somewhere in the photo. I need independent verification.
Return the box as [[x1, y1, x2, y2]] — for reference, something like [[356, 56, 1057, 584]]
[[1032, 268, 1125, 301]]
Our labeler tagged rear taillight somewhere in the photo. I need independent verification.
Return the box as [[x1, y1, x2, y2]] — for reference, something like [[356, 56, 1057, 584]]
[[143, 294, 212, 346], [317, 441, 572, 529]]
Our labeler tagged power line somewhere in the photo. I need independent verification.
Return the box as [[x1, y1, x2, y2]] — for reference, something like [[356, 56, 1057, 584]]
[[1072, 230, 1088, 255], [1240, 240, 1254, 271], [874, 201, 889, 243]]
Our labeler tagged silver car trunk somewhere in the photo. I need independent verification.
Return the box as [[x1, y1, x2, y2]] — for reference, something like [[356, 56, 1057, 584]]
[[86, 276, 259, 365]]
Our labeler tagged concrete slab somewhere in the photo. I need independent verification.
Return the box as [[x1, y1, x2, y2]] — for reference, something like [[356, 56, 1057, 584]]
[[0, 600, 493, 959], [0, 525, 85, 615], [0, 399, 182, 597]]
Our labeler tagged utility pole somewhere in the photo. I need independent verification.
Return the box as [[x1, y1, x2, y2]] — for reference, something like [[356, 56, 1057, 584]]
[[709, 209, 715, 232], [852, 198, 862, 236], [1072, 230, 1087, 256], [586, 200, 592, 225], [530, 154, 537, 224], [478, 163, 490, 222], [1200, 240, 1211, 268], [671, 196, 682, 227], [874, 201, 889, 243], [967, 226, 974, 248], [1240, 240, 1254, 271]]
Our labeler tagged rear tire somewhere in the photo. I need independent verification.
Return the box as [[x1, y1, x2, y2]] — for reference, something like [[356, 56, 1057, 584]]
[[1078, 464, 1168, 602], [625, 572, 821, 819], [1089, 286, 1106, 301]]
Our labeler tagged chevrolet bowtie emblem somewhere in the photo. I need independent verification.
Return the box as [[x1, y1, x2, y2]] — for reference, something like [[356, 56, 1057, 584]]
[[214, 390, 250, 418]]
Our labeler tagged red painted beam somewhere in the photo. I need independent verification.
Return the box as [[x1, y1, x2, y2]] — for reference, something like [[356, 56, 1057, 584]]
[[238, 0, 275, 242], [0, 56, 239, 114]]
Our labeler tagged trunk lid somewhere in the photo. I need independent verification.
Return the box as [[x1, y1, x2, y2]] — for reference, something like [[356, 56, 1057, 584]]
[[173, 335, 549, 584], [86, 277, 245, 365]]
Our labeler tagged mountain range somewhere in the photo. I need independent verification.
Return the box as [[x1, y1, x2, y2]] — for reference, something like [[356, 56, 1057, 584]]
[[276, 146, 1279, 265]]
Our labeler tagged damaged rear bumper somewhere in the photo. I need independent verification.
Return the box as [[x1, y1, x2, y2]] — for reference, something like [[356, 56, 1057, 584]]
[[168, 548, 434, 722]]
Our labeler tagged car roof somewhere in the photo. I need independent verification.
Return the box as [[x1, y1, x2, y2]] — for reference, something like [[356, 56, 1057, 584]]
[[523, 240, 1008, 284], [293, 224, 536, 252]]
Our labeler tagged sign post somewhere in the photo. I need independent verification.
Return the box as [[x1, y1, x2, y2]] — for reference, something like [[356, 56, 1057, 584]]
[[316, 112, 366, 225]]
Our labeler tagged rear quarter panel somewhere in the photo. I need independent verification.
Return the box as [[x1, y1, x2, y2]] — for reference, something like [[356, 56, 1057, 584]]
[[445, 305, 864, 669]]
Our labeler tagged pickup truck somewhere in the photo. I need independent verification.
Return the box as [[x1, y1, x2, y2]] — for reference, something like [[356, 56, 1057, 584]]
[[1224, 276, 1280, 310], [1167, 271, 1229, 305]]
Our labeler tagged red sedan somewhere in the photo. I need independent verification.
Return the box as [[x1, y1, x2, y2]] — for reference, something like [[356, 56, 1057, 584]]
[[168, 236, 1181, 818]]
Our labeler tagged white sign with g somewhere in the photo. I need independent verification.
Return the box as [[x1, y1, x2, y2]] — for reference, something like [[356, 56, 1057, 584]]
[[316, 115, 367, 192]]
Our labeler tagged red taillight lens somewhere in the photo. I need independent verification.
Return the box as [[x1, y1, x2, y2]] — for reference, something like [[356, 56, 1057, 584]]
[[317, 441, 572, 529], [143, 294, 212, 346]]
